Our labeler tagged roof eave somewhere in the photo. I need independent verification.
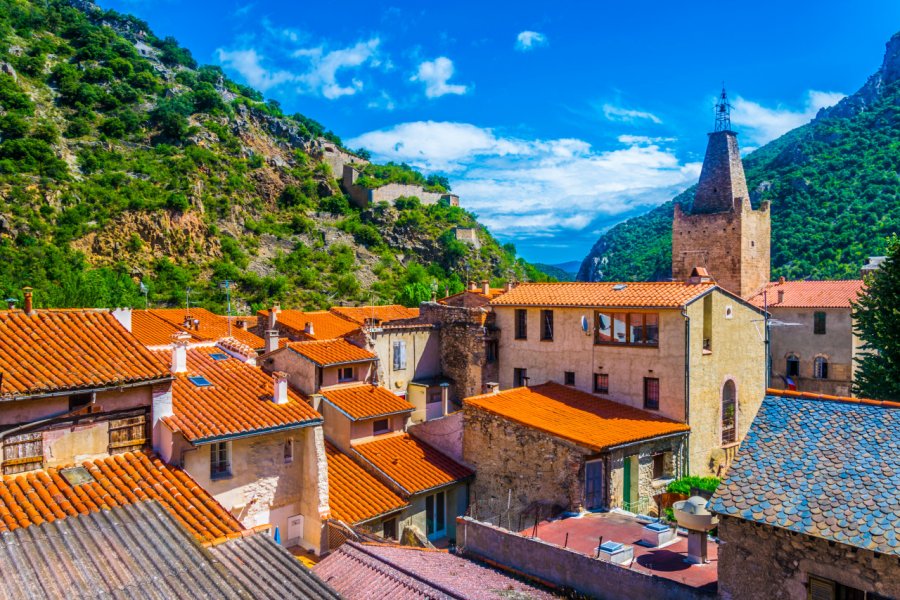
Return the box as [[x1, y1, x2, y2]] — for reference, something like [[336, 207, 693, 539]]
[[188, 418, 324, 445], [0, 375, 174, 403]]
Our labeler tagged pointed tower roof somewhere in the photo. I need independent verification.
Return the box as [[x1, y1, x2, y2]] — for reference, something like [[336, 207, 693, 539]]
[[691, 87, 749, 214]]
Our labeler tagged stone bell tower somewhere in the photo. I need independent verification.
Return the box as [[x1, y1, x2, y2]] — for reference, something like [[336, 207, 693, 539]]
[[672, 87, 770, 298]]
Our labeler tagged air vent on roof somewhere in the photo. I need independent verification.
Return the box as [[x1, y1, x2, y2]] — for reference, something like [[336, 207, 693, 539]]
[[188, 375, 213, 387], [613, 284, 627, 291], [209, 353, 229, 361], [59, 466, 95, 487]]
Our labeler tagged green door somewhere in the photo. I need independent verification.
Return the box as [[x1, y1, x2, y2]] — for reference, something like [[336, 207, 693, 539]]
[[623, 455, 638, 511]]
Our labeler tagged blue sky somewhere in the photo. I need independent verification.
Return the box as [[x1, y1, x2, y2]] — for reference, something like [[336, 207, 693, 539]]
[[104, 0, 900, 265]]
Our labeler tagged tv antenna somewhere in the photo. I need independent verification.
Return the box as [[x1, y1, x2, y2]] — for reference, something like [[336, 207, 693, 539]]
[[714, 84, 732, 132], [220, 280, 233, 337]]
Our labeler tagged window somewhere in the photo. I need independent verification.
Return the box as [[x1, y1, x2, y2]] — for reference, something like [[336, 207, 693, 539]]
[[485, 340, 498, 363], [338, 366, 354, 382], [209, 352, 229, 361], [514, 309, 527, 340], [595, 312, 659, 346], [284, 439, 293, 464], [373, 418, 390, 435], [108, 415, 148, 454], [425, 491, 446, 538], [807, 575, 868, 600], [2, 432, 42, 475], [188, 376, 213, 387], [722, 380, 737, 445], [652, 453, 667, 480], [564, 371, 575, 386], [584, 460, 604, 510], [210, 441, 231, 479], [814, 311, 827, 335], [702, 295, 713, 352], [392, 340, 407, 370], [786, 354, 800, 377], [814, 356, 829, 380], [513, 368, 528, 387], [593, 373, 609, 394], [69, 393, 92, 412], [643, 378, 660, 410], [540, 310, 554, 341], [382, 518, 397, 540]]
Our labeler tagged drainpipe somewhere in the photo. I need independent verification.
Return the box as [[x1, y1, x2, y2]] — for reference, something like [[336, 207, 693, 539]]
[[681, 307, 691, 476]]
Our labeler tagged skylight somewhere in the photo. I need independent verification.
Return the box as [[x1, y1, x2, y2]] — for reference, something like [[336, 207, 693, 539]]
[[188, 375, 213, 387], [209, 353, 229, 361]]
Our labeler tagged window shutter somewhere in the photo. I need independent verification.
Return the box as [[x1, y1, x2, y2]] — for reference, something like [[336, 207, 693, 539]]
[[808, 577, 835, 600], [393, 341, 400, 370], [399, 341, 407, 369]]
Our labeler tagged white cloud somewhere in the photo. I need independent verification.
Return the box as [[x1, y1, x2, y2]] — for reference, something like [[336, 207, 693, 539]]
[[348, 121, 700, 239], [731, 90, 846, 144], [292, 38, 381, 99], [602, 103, 663, 124], [214, 48, 295, 91], [367, 90, 396, 111], [410, 57, 468, 98], [515, 31, 548, 51]]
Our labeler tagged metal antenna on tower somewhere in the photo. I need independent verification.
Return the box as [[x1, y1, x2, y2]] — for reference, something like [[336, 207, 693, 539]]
[[220, 280, 233, 337], [714, 84, 732, 132]]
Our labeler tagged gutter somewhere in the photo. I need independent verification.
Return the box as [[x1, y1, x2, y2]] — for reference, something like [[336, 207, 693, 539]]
[[191, 417, 324, 445], [682, 306, 691, 475], [0, 376, 174, 403]]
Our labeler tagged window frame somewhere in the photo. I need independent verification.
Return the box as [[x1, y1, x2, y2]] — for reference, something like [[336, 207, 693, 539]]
[[210, 441, 232, 480], [564, 371, 575, 386], [813, 356, 829, 380], [721, 380, 737, 445], [284, 439, 293, 464], [540, 309, 554, 341], [372, 418, 390, 435], [643, 377, 660, 410], [392, 340, 407, 371], [337, 366, 355, 383], [593, 373, 609, 394], [594, 311, 659, 347], [485, 340, 498, 363], [514, 309, 528, 340], [813, 311, 827, 335], [786, 354, 800, 377], [513, 368, 528, 388]]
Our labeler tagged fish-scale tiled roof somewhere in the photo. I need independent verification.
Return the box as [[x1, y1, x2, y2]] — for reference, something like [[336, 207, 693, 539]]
[[322, 385, 413, 420], [325, 443, 407, 525], [0, 452, 244, 543], [286, 339, 376, 366], [465, 382, 690, 451], [329, 305, 420, 325], [0, 310, 170, 399], [260, 309, 360, 341], [489, 281, 717, 308], [147, 308, 265, 349], [157, 347, 321, 443], [709, 394, 900, 556], [353, 434, 472, 496], [747, 279, 865, 309]]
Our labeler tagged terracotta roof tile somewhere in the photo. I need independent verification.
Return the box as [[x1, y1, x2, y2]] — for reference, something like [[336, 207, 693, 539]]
[[439, 288, 505, 308], [353, 434, 472, 496], [0, 452, 244, 543], [157, 347, 321, 443], [747, 280, 865, 308], [465, 382, 690, 451], [329, 305, 420, 325], [129, 310, 197, 347], [147, 308, 265, 349], [260, 309, 360, 341], [322, 385, 413, 420], [0, 310, 170, 399], [489, 281, 716, 308], [285, 339, 376, 367], [325, 443, 407, 525]]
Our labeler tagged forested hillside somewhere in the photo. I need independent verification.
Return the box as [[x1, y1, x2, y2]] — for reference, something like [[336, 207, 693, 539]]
[[578, 32, 900, 282], [0, 0, 546, 312]]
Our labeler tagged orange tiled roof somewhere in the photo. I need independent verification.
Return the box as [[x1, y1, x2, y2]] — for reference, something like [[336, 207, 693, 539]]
[[489, 281, 716, 308], [130, 310, 199, 347], [322, 385, 413, 420], [0, 310, 170, 399], [157, 347, 321, 443], [147, 308, 265, 349], [353, 434, 472, 496], [747, 280, 865, 309], [326, 443, 407, 524], [261, 309, 361, 341], [0, 452, 244, 543], [329, 305, 420, 325], [286, 339, 376, 366], [465, 382, 690, 451]]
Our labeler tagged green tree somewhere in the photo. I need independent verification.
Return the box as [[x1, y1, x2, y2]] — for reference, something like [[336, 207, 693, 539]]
[[852, 235, 900, 400]]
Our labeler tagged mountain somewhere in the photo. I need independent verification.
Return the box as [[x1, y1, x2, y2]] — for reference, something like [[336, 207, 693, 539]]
[[0, 0, 548, 312], [532, 263, 574, 281], [577, 32, 900, 283]]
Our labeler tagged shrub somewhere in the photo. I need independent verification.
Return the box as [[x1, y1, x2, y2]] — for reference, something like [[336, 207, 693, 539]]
[[666, 476, 720, 497]]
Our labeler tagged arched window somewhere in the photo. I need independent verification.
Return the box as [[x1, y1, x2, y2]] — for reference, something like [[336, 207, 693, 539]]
[[722, 380, 737, 444], [786, 354, 800, 378], [814, 356, 829, 380]]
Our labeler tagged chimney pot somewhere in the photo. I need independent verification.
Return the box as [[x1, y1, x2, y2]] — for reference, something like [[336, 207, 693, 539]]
[[22, 287, 33, 316], [171, 333, 190, 374], [777, 290, 785, 304], [482, 279, 490, 296], [468, 281, 477, 292], [304, 321, 315, 337], [264, 329, 279, 354], [268, 305, 280, 329], [778, 276, 786, 285], [273, 371, 289, 404]]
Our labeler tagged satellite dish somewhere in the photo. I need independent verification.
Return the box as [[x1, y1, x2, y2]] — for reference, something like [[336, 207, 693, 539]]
[[581, 315, 590, 335]]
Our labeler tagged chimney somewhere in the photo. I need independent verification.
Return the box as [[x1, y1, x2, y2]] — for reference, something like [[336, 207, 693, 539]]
[[483, 382, 500, 395], [268, 305, 280, 329], [304, 321, 315, 337], [468, 281, 477, 292], [273, 371, 289, 404], [111, 307, 132, 332], [22, 287, 33, 316], [777, 290, 785, 304], [5, 298, 14, 310], [504, 280, 515, 292], [193, 318, 200, 331], [183, 315, 192, 328], [481, 280, 490, 296], [171, 332, 190, 374], [235, 319, 247, 330], [265, 329, 279, 353]]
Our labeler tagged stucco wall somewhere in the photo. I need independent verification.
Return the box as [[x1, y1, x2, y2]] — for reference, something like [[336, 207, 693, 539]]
[[347, 327, 441, 397], [263, 349, 318, 395], [0, 385, 152, 426], [408, 411, 464, 463], [716, 515, 900, 600]]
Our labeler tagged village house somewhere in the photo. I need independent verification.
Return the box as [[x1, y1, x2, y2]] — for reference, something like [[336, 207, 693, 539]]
[[260, 338, 378, 396], [489, 277, 766, 476], [464, 382, 690, 515], [439, 280, 507, 309], [747, 279, 865, 396], [0, 298, 172, 474], [152, 342, 329, 552], [256, 307, 360, 345], [709, 390, 900, 600]]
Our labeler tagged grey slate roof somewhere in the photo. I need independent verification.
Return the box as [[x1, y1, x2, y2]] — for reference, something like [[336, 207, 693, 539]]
[[709, 394, 900, 556], [0, 500, 339, 599]]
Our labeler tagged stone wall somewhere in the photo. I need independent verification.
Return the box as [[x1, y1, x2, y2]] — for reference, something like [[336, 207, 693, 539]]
[[342, 166, 457, 208], [693, 131, 749, 214], [454, 228, 480, 248], [717, 515, 900, 600], [457, 517, 713, 600]]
